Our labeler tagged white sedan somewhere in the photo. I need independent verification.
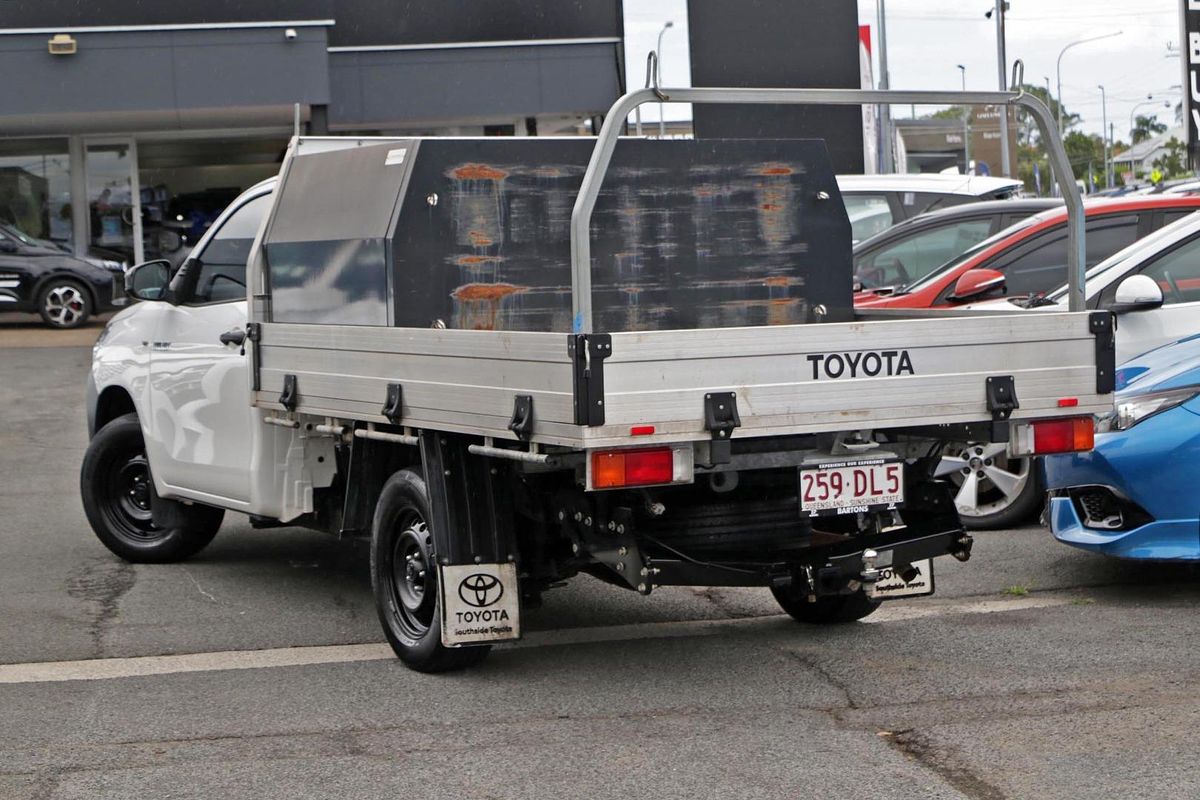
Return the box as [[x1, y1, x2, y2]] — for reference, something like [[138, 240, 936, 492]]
[[938, 211, 1200, 527], [966, 210, 1200, 364]]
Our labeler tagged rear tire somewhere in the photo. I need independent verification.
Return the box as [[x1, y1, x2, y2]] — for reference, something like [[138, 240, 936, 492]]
[[771, 584, 881, 624], [80, 413, 223, 563], [370, 468, 490, 672]]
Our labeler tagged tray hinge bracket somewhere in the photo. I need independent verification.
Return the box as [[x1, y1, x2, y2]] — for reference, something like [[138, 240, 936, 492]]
[[508, 394, 535, 441], [569, 333, 611, 426], [1089, 311, 1116, 394], [985, 375, 1018, 442], [703, 391, 741, 465], [279, 373, 298, 411], [381, 382, 403, 425]]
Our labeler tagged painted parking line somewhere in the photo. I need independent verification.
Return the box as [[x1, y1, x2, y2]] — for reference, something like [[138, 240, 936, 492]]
[[0, 593, 1078, 685]]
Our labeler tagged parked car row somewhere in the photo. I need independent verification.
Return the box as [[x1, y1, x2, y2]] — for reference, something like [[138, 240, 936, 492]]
[[851, 177, 1200, 563], [856, 196, 1200, 310]]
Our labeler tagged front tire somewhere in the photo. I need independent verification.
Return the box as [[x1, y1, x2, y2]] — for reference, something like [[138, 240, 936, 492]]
[[370, 469, 490, 673], [80, 413, 223, 562], [771, 585, 881, 624], [38, 278, 91, 329]]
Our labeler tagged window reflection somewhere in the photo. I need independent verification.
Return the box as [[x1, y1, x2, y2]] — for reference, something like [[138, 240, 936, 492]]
[[0, 138, 72, 251]]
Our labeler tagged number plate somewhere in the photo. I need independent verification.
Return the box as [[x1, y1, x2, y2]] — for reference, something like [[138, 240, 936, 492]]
[[799, 458, 904, 516]]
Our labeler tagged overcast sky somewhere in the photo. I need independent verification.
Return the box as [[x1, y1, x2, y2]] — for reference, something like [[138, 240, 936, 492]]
[[624, 0, 1183, 143]]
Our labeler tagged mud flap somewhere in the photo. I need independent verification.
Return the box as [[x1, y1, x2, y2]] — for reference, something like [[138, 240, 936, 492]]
[[439, 562, 521, 647]]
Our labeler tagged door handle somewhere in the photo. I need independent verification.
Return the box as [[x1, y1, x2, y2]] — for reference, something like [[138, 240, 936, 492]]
[[219, 328, 246, 347]]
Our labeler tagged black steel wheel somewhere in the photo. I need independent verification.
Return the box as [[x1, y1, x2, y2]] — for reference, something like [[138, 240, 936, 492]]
[[370, 468, 490, 672], [80, 413, 222, 563], [771, 584, 881, 624], [38, 278, 91, 329]]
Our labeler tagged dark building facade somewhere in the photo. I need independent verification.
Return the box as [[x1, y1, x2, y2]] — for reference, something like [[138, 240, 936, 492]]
[[0, 1, 624, 264]]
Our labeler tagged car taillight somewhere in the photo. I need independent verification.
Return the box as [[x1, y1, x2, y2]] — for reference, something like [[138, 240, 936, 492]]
[[1011, 416, 1095, 456], [588, 446, 693, 490]]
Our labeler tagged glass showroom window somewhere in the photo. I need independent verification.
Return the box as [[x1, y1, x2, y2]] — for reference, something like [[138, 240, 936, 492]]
[[0, 138, 72, 250]]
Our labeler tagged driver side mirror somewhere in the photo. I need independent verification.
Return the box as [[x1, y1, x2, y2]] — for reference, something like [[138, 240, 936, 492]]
[[949, 268, 1006, 303], [125, 259, 172, 302], [0, 238, 18, 254], [1110, 274, 1164, 314]]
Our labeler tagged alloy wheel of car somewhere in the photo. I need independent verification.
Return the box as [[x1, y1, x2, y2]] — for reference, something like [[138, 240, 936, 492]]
[[935, 443, 1031, 518], [41, 281, 89, 328]]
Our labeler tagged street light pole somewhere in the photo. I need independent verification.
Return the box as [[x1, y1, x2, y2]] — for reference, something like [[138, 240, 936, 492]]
[[993, 0, 1011, 176], [1044, 76, 1056, 196], [1056, 31, 1123, 137], [1098, 84, 1110, 189], [655, 21, 674, 137], [958, 65, 970, 173], [1128, 94, 1156, 141]]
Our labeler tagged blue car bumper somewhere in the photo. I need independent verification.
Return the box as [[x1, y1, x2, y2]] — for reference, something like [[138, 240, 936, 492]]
[[1048, 497, 1200, 560], [1044, 404, 1200, 560]]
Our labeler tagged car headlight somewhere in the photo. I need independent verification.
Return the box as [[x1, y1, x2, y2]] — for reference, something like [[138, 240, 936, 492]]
[[1104, 386, 1200, 431]]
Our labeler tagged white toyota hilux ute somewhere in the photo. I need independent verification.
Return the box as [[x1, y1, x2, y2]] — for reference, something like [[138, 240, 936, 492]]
[[80, 89, 1114, 674]]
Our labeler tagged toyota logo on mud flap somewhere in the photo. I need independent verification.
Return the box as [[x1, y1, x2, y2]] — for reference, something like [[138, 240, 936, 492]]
[[458, 573, 504, 607]]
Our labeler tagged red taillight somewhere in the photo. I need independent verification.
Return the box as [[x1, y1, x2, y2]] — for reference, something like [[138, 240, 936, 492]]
[[590, 446, 690, 490], [1031, 416, 1094, 455]]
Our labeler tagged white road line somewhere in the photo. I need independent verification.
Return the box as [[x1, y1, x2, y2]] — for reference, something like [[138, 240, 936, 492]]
[[0, 593, 1079, 685]]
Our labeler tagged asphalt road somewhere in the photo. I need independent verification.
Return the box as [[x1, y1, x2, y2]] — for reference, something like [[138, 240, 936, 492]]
[[2, 320, 1197, 799]]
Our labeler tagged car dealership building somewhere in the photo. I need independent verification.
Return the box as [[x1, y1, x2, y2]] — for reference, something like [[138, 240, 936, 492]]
[[0, 0, 624, 265]]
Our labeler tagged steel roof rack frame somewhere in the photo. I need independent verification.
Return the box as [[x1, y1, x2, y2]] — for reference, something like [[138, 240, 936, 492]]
[[570, 62, 1083, 333]]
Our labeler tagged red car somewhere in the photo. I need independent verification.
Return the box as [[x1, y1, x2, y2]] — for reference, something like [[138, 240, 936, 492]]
[[854, 197, 1200, 309]]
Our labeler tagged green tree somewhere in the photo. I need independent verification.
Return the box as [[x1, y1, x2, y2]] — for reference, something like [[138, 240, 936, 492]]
[[1152, 137, 1189, 179], [1010, 84, 1081, 195], [1062, 131, 1105, 181], [1131, 115, 1167, 144]]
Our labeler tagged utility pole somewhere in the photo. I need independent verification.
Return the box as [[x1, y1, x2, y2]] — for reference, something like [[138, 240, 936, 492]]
[[958, 65, 970, 174], [993, 0, 1011, 176], [1098, 84, 1110, 189], [1109, 121, 1115, 188], [877, 0, 894, 172]]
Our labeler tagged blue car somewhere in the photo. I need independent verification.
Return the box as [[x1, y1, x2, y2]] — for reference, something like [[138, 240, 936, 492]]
[[1044, 333, 1200, 560]]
